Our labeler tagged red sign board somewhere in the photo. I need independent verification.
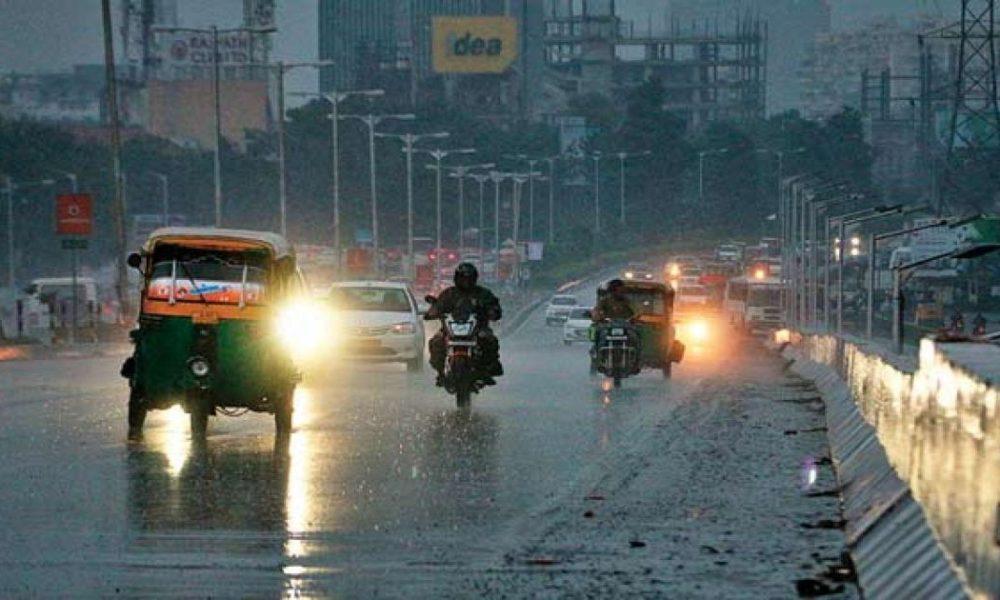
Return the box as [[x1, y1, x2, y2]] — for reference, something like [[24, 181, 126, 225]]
[[56, 194, 93, 236]]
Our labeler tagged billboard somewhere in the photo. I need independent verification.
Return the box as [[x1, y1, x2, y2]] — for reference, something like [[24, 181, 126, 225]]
[[153, 30, 256, 70], [432, 16, 518, 74], [56, 194, 93, 236]]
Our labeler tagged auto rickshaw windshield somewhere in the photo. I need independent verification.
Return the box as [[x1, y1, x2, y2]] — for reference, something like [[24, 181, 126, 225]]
[[147, 246, 271, 306], [624, 289, 666, 316]]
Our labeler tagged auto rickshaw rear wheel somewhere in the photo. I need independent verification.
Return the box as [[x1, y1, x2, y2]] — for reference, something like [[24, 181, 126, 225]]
[[127, 387, 146, 440]]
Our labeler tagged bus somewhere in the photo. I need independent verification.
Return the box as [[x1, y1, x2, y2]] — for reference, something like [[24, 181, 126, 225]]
[[724, 275, 784, 335]]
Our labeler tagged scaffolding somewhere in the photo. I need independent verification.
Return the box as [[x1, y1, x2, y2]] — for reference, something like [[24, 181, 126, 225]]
[[543, 2, 766, 129]]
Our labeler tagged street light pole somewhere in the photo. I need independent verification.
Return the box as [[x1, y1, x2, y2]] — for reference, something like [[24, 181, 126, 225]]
[[211, 25, 223, 227], [471, 174, 489, 272], [151, 172, 169, 224], [376, 131, 450, 276], [616, 150, 651, 225], [546, 156, 558, 244], [447, 163, 495, 255], [489, 172, 511, 281], [418, 148, 476, 279], [341, 111, 415, 275], [592, 152, 602, 235]]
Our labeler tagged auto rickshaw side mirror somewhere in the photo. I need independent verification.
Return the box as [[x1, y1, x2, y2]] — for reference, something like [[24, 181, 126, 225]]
[[126, 252, 142, 271]]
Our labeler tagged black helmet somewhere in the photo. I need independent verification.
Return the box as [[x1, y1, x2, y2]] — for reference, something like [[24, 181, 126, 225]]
[[607, 278, 625, 292], [454, 262, 478, 290]]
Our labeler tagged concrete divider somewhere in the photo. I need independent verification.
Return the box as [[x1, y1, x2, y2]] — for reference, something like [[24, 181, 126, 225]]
[[785, 333, 999, 598]]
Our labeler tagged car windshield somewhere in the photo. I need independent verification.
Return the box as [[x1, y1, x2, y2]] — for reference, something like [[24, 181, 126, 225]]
[[551, 296, 577, 306], [330, 287, 412, 312], [748, 287, 782, 307], [569, 308, 591, 319]]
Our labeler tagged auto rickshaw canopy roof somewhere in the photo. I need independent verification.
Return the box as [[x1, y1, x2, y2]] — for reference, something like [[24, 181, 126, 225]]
[[143, 227, 294, 259]]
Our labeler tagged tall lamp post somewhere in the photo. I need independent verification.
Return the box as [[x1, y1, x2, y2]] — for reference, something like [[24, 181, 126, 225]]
[[150, 172, 169, 224], [504, 155, 542, 239], [340, 111, 416, 274], [616, 150, 651, 225], [545, 155, 560, 244], [591, 152, 603, 235], [260, 61, 333, 237], [419, 148, 476, 279], [292, 89, 385, 267], [468, 173, 491, 272], [375, 131, 450, 276], [447, 163, 495, 252], [489, 172, 513, 281]]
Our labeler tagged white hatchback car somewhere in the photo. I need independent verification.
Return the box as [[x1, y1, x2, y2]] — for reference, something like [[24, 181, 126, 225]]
[[545, 294, 579, 325], [328, 281, 425, 371], [562, 307, 594, 345]]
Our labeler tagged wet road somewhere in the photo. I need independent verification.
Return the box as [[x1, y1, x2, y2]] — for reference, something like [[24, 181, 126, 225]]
[[0, 286, 839, 597]]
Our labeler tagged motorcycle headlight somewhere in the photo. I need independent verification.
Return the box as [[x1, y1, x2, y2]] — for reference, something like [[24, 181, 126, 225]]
[[611, 327, 625, 336], [188, 357, 210, 378], [391, 321, 416, 335]]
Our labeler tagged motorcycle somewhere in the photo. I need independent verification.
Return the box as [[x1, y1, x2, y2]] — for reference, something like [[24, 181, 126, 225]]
[[426, 295, 485, 408], [593, 318, 641, 388]]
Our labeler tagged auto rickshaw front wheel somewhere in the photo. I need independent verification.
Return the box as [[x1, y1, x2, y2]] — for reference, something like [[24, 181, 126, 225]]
[[274, 388, 294, 437], [127, 387, 146, 440]]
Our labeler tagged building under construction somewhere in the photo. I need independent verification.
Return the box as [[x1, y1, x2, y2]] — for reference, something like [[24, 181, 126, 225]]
[[542, 0, 767, 129]]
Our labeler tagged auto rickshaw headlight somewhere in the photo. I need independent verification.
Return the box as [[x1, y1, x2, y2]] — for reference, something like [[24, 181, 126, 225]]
[[188, 357, 211, 378], [275, 298, 334, 360]]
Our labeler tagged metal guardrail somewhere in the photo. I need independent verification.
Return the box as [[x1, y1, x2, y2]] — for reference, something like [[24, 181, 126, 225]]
[[788, 333, 999, 598]]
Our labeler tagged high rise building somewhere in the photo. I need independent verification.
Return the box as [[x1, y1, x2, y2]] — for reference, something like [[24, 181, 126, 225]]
[[318, 0, 544, 117]]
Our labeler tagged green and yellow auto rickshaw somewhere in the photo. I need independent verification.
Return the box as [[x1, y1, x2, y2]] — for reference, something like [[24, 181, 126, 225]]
[[121, 227, 315, 439], [595, 280, 685, 380]]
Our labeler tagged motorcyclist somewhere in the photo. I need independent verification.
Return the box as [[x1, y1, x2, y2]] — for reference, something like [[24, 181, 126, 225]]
[[592, 279, 635, 322], [426, 262, 503, 386], [973, 313, 987, 336], [590, 279, 638, 365]]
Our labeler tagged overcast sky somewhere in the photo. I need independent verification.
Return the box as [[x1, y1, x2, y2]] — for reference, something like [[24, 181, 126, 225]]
[[0, 0, 942, 90]]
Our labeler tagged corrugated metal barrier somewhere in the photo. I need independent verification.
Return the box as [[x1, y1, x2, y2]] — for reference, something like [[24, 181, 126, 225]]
[[787, 333, 998, 599]]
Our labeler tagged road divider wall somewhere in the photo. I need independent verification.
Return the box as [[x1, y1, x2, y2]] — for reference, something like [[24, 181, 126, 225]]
[[784, 333, 998, 599]]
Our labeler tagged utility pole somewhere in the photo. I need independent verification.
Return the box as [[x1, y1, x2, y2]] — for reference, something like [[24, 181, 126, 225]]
[[447, 163, 495, 255], [102, 0, 129, 320]]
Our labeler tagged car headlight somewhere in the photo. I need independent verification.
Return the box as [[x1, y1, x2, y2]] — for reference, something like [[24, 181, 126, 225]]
[[188, 356, 210, 378], [624, 271, 634, 279], [391, 321, 416, 335], [644, 273, 653, 279]]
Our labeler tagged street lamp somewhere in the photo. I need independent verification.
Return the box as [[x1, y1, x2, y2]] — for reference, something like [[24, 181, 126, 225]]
[[504, 154, 545, 239], [3, 176, 55, 293], [292, 89, 385, 267], [698, 149, 729, 205], [592, 152, 602, 234], [447, 163, 495, 253], [419, 148, 476, 279], [375, 131, 450, 276], [616, 150, 651, 225], [467, 173, 491, 272], [545, 155, 561, 244], [257, 61, 334, 237], [489, 172, 514, 281], [340, 111, 416, 274], [152, 24, 277, 227]]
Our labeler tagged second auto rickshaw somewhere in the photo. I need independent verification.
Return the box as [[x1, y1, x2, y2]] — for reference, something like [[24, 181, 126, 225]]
[[592, 280, 684, 385]]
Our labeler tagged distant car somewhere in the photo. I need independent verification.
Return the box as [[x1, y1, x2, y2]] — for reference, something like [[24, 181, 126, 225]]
[[562, 307, 593, 345], [716, 244, 743, 262], [328, 281, 426, 371], [545, 294, 579, 325], [676, 284, 710, 310], [623, 263, 656, 282]]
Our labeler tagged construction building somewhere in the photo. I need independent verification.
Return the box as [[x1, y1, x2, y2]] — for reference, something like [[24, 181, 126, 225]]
[[541, 0, 767, 130]]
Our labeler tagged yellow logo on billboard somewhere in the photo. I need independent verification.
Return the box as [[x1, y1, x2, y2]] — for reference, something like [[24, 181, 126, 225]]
[[432, 16, 519, 74]]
